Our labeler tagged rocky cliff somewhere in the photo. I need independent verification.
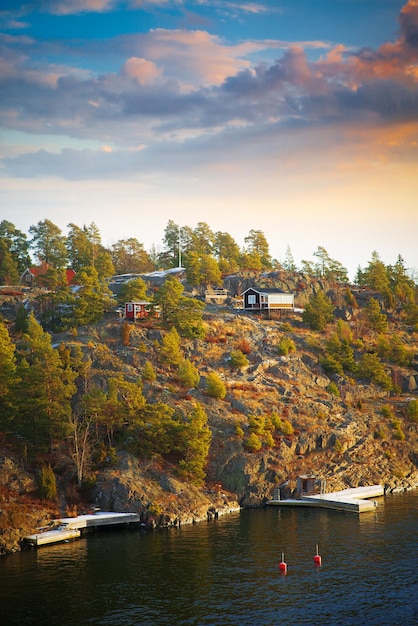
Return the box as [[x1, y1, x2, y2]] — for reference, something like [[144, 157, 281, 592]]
[[1, 279, 417, 555]]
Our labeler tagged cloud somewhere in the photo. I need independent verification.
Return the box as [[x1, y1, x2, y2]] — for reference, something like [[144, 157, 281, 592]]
[[399, 0, 418, 49], [1, 1, 418, 183], [122, 57, 162, 85]]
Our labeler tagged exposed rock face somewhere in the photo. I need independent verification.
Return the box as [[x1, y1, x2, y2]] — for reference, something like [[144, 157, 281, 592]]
[[222, 270, 336, 308], [92, 452, 240, 527], [1, 280, 417, 555]]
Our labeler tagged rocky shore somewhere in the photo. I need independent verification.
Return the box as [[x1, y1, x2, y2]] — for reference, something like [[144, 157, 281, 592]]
[[1, 274, 417, 555]]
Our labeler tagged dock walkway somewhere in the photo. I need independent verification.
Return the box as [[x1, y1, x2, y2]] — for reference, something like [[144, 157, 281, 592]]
[[24, 512, 140, 547], [267, 485, 384, 513]]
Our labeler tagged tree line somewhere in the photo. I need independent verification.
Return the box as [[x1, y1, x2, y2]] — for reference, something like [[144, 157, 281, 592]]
[[0, 307, 212, 488], [4, 217, 415, 289]]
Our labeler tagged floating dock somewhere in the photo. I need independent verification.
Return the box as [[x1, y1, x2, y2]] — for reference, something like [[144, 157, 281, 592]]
[[24, 525, 81, 547], [267, 485, 384, 513], [23, 512, 140, 547]]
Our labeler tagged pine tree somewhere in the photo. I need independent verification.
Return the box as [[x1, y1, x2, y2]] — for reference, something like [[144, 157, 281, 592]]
[[302, 291, 335, 331], [142, 360, 156, 383], [13, 313, 77, 450], [178, 359, 200, 388], [178, 403, 212, 485], [0, 239, 20, 285], [70, 266, 113, 326], [159, 327, 183, 367], [366, 298, 388, 333], [0, 320, 17, 426], [206, 371, 227, 399]]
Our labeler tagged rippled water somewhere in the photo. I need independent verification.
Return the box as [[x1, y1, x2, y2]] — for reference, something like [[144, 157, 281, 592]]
[[1, 491, 417, 625]]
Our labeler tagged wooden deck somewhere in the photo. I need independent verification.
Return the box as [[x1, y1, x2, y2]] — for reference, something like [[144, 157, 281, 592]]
[[267, 485, 384, 513], [23, 512, 141, 547]]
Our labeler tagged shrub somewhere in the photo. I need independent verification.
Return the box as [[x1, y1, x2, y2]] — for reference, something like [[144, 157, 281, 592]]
[[381, 404, 395, 419], [206, 371, 227, 399], [277, 336, 296, 356], [237, 338, 251, 354], [391, 419, 405, 441], [320, 354, 344, 375], [244, 432, 262, 452], [327, 381, 340, 396], [270, 413, 294, 435], [248, 414, 265, 435], [178, 359, 200, 388], [264, 431, 275, 448], [407, 399, 418, 423], [121, 321, 131, 346], [357, 353, 393, 390], [38, 465, 57, 501], [235, 424, 244, 437], [229, 349, 249, 370]]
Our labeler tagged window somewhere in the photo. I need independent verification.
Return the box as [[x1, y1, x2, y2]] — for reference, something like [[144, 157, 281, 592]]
[[248, 294, 256, 305], [127, 304, 133, 312]]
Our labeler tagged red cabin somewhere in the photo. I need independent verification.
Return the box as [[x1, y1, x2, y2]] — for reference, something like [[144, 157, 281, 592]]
[[124, 301, 152, 320]]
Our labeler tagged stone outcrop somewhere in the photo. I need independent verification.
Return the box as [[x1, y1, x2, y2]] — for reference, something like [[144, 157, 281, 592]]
[[0, 283, 417, 555]]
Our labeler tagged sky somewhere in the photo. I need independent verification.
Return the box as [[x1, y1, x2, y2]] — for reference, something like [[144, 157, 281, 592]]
[[0, 0, 417, 280]]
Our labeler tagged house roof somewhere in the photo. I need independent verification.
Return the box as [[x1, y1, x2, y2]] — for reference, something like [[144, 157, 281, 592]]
[[242, 287, 293, 295], [20, 265, 77, 286]]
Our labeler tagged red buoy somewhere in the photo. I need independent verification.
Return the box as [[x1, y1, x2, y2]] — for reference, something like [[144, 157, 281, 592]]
[[314, 544, 322, 566], [279, 552, 287, 574]]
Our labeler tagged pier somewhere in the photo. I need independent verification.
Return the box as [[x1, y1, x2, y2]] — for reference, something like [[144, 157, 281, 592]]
[[267, 484, 385, 513], [23, 511, 140, 547]]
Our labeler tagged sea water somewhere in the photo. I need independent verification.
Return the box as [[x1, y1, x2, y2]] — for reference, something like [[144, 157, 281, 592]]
[[1, 490, 417, 625]]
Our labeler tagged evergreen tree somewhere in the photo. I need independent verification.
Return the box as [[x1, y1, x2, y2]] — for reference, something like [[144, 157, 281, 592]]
[[200, 254, 222, 286], [359, 251, 390, 293], [29, 219, 68, 269], [111, 238, 154, 274], [66, 223, 94, 271], [178, 403, 212, 485], [366, 298, 388, 333], [0, 320, 17, 426], [213, 231, 241, 274], [95, 249, 115, 279], [172, 298, 205, 339], [0, 220, 31, 273], [244, 229, 272, 269], [0, 239, 20, 284], [153, 276, 184, 326], [283, 244, 296, 272], [38, 465, 57, 500], [14, 305, 29, 334], [206, 371, 227, 399], [302, 291, 335, 331], [312, 246, 348, 282], [69, 266, 113, 326], [159, 327, 183, 367], [161, 220, 181, 268], [118, 277, 149, 305], [178, 359, 200, 388], [13, 314, 77, 450], [357, 353, 392, 390], [142, 360, 156, 383]]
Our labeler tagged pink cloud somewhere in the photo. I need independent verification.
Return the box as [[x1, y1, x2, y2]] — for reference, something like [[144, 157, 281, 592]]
[[122, 57, 162, 85], [47, 0, 117, 15]]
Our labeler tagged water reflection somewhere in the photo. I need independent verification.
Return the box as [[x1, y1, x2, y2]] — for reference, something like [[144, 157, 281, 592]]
[[1, 492, 417, 626]]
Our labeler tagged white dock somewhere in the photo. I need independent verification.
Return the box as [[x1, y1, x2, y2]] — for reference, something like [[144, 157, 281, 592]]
[[23, 512, 141, 547], [267, 485, 384, 513], [24, 525, 81, 547], [59, 511, 140, 530]]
